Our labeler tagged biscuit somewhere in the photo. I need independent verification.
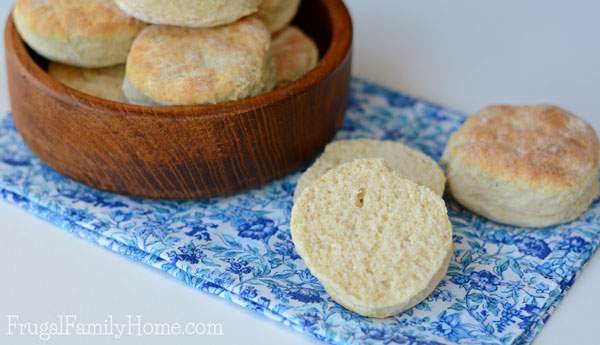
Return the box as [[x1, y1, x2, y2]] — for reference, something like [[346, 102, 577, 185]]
[[48, 63, 127, 103], [272, 26, 319, 86], [442, 105, 600, 227], [295, 140, 445, 200], [124, 17, 275, 106], [291, 159, 453, 318], [115, 0, 261, 28], [257, 0, 301, 33], [13, 0, 145, 67]]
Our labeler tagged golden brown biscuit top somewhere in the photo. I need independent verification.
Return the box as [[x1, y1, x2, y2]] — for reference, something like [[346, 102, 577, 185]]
[[272, 26, 319, 84], [126, 17, 273, 105], [444, 105, 600, 189], [48, 63, 126, 102], [14, 0, 145, 41], [258, 0, 300, 32]]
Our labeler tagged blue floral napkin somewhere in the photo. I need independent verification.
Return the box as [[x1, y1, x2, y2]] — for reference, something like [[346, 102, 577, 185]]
[[1, 78, 599, 345]]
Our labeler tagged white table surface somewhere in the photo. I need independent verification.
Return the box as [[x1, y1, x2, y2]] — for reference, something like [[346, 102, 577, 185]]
[[1, 1, 599, 344]]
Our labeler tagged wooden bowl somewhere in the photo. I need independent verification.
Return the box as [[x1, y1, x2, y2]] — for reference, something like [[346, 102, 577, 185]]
[[4, 0, 353, 199]]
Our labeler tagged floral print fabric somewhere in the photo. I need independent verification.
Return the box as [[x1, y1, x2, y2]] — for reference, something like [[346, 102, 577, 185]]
[[0, 78, 598, 345]]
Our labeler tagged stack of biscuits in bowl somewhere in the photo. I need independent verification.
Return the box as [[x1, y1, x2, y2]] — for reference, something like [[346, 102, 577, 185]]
[[12, 0, 319, 105]]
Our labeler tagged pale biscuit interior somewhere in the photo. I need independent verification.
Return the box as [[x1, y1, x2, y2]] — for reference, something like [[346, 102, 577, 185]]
[[295, 139, 446, 201], [291, 158, 453, 318]]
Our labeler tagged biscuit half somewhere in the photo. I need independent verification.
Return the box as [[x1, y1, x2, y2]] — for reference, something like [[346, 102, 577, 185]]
[[295, 140, 446, 200], [291, 159, 453, 318], [115, 0, 261, 28], [258, 0, 301, 33], [48, 63, 127, 103], [272, 26, 319, 86], [14, 0, 145, 67], [442, 104, 600, 227], [124, 17, 275, 106]]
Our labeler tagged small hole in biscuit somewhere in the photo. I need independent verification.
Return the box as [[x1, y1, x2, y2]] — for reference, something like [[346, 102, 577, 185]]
[[355, 188, 365, 208]]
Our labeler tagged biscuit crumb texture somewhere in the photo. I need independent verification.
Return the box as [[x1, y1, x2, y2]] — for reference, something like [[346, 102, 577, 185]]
[[272, 26, 319, 86], [115, 0, 261, 28], [291, 159, 453, 318], [14, 0, 145, 67], [295, 140, 446, 200], [124, 17, 275, 105], [48, 63, 127, 103], [442, 104, 600, 227], [258, 0, 301, 33]]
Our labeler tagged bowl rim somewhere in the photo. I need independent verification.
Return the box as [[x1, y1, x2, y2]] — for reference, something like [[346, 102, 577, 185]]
[[5, 0, 353, 120]]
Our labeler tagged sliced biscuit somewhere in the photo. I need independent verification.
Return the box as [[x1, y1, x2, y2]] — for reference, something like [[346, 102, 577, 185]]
[[115, 0, 261, 28], [13, 0, 145, 67], [295, 140, 445, 200], [48, 63, 127, 103], [124, 17, 275, 106], [258, 0, 301, 33], [272, 26, 319, 86], [442, 104, 600, 227], [291, 159, 453, 318]]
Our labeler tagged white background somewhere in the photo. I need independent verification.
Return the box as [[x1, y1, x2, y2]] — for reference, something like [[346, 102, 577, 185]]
[[1, 1, 599, 344]]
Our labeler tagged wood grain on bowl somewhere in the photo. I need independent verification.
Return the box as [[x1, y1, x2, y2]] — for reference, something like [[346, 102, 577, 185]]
[[4, 0, 353, 199]]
